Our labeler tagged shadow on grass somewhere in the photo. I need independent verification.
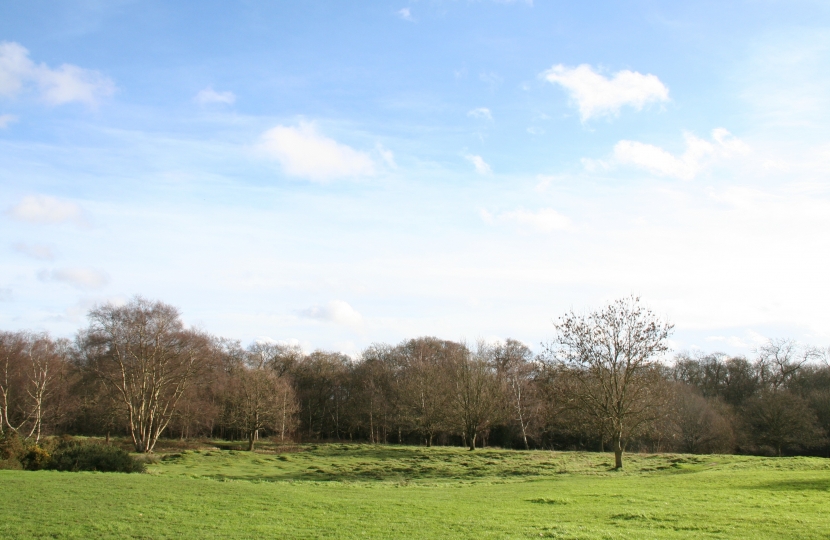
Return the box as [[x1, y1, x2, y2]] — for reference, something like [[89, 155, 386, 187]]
[[754, 478, 830, 491]]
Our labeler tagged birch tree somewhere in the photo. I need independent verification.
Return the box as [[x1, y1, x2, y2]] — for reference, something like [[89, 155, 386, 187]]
[[80, 297, 210, 453]]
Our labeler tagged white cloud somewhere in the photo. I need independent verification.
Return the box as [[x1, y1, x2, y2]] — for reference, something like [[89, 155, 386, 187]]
[[376, 143, 397, 169], [480, 72, 502, 89], [467, 107, 492, 120], [13, 243, 55, 260], [483, 207, 571, 232], [0, 288, 10, 302], [194, 86, 236, 105], [526, 126, 544, 135], [260, 122, 376, 181], [465, 154, 492, 175], [0, 114, 16, 128], [705, 330, 768, 350], [397, 8, 414, 21], [38, 268, 109, 290], [7, 195, 85, 225], [542, 64, 669, 121], [613, 129, 750, 180], [0, 41, 115, 106], [298, 300, 364, 327]]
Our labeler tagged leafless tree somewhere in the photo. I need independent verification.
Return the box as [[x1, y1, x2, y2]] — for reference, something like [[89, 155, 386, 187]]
[[492, 339, 539, 449], [397, 337, 454, 446], [670, 385, 734, 454], [548, 296, 673, 469], [0, 332, 69, 442], [80, 297, 211, 453], [448, 341, 502, 450], [755, 339, 820, 391], [743, 390, 824, 456], [223, 343, 297, 450]]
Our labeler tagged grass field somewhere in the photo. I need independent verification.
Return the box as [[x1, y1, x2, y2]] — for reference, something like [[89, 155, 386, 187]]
[[1, 443, 829, 539]]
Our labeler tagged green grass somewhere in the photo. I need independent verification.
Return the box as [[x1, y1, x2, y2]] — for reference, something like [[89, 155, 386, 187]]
[[1, 443, 829, 539]]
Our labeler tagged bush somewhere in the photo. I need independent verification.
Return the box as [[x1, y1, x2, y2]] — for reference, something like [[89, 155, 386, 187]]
[[47, 440, 146, 473], [0, 432, 25, 461], [21, 445, 51, 470]]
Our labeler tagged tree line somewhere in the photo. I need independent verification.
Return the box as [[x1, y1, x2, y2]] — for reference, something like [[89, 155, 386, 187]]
[[2, 296, 828, 467]]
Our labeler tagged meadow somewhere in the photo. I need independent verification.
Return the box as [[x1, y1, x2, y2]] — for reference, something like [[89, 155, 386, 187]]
[[1, 443, 829, 539]]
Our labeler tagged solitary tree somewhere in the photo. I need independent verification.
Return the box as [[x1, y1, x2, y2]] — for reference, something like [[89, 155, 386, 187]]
[[548, 296, 673, 469], [80, 297, 211, 453]]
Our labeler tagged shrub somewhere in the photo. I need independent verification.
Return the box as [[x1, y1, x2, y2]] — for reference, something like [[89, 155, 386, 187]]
[[47, 440, 146, 473], [21, 445, 51, 470], [0, 432, 25, 461]]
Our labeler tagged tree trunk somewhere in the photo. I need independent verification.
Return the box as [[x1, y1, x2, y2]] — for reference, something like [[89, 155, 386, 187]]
[[248, 432, 255, 451], [613, 432, 623, 469], [468, 431, 476, 451]]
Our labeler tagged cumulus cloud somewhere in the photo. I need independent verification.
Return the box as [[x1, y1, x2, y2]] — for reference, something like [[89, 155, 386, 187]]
[[13, 243, 54, 260], [0, 114, 16, 128], [7, 195, 85, 225], [260, 122, 376, 181], [481, 207, 571, 232], [0, 41, 115, 106], [542, 64, 669, 121], [467, 107, 492, 120], [465, 154, 492, 175], [397, 8, 414, 21], [613, 128, 750, 180], [298, 300, 364, 327], [194, 86, 236, 105], [38, 268, 109, 290]]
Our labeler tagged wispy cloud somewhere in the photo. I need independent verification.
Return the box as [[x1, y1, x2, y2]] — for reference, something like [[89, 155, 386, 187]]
[[465, 154, 492, 175], [397, 8, 414, 21], [13, 242, 55, 260], [260, 122, 376, 181], [297, 300, 364, 327], [479, 71, 502, 90], [542, 64, 669, 121], [194, 86, 236, 105], [0, 41, 115, 106], [482, 207, 571, 232], [612, 128, 750, 180], [467, 107, 493, 120], [6, 195, 86, 225], [0, 114, 16, 128], [38, 267, 109, 290]]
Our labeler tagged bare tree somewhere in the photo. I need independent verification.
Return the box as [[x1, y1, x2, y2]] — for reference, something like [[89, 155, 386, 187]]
[[548, 296, 673, 469], [493, 339, 539, 449], [224, 343, 298, 450], [755, 339, 820, 391], [449, 341, 502, 450], [670, 385, 734, 454], [743, 390, 824, 456], [80, 297, 211, 453], [397, 337, 454, 446], [0, 332, 69, 442]]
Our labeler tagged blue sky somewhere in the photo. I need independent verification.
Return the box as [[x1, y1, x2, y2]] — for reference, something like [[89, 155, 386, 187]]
[[3, 0, 830, 356]]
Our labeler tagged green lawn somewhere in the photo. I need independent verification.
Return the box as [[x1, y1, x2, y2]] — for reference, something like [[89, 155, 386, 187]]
[[1, 444, 829, 539]]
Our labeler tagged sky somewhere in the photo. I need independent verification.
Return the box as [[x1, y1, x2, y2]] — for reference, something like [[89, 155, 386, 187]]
[[2, 0, 830, 357]]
